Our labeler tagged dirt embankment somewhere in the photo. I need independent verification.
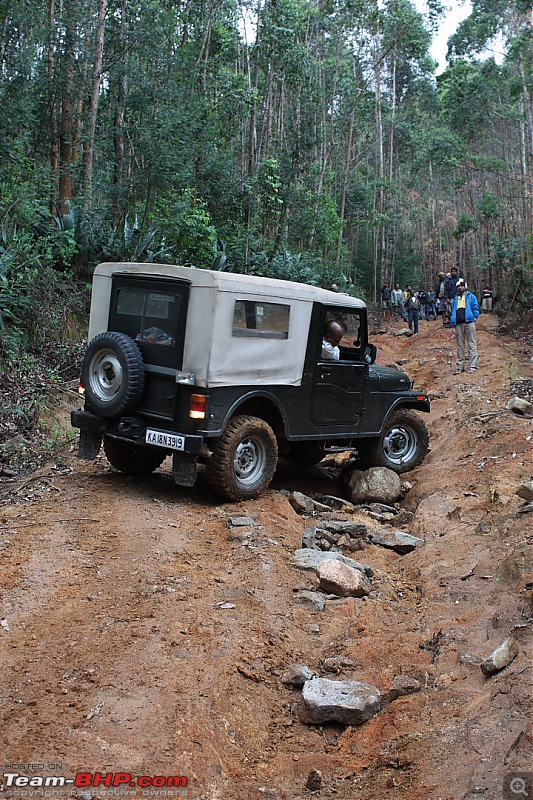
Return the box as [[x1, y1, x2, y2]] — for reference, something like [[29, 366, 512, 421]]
[[1, 316, 532, 800]]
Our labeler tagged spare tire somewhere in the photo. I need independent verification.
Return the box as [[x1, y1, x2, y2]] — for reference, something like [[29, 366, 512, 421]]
[[82, 332, 145, 417]]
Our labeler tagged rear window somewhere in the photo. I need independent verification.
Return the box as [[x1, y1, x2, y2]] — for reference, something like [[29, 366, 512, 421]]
[[115, 288, 179, 347], [232, 300, 290, 339]]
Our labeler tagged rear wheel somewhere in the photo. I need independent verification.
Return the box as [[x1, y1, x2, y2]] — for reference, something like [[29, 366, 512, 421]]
[[206, 416, 278, 501], [103, 436, 167, 476], [357, 409, 429, 473]]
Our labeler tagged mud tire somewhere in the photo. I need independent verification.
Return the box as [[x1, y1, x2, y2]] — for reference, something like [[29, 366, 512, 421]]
[[103, 436, 167, 476], [82, 332, 145, 417], [357, 409, 429, 473], [206, 416, 278, 501]]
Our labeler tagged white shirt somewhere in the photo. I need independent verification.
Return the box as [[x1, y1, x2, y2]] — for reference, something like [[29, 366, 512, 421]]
[[321, 339, 340, 360]]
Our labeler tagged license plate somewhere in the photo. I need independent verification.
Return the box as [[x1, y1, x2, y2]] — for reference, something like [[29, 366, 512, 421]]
[[145, 429, 185, 451]]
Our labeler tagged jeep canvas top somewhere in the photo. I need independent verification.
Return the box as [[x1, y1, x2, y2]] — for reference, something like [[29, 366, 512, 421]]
[[72, 262, 430, 501]]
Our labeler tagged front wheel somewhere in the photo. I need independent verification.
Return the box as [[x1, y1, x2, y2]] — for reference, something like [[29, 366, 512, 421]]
[[357, 409, 429, 473], [103, 436, 167, 476], [206, 416, 278, 501]]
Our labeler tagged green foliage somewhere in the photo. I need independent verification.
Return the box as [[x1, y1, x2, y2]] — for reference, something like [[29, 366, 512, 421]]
[[153, 189, 218, 267], [101, 216, 174, 264], [454, 214, 477, 238], [477, 193, 500, 222]]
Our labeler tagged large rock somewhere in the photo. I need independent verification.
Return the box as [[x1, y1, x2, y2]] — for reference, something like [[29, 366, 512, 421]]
[[316, 560, 371, 597], [292, 548, 374, 578], [300, 678, 382, 725], [348, 468, 402, 504]]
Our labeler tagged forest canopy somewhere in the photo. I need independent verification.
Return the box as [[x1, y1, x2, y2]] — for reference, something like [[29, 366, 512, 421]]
[[0, 0, 531, 346]]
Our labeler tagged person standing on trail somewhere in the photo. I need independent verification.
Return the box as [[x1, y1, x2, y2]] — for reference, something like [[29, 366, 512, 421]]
[[391, 283, 406, 320], [435, 273, 447, 325], [481, 285, 494, 313], [443, 272, 456, 327], [406, 290, 421, 334], [450, 279, 480, 373], [380, 284, 392, 316]]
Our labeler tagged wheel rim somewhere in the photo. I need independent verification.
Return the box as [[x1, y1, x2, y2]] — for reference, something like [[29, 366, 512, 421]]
[[233, 435, 267, 486], [88, 350, 123, 402], [383, 425, 417, 466]]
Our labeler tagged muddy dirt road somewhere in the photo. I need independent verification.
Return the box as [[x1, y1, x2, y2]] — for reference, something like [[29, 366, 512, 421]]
[[1, 317, 532, 800]]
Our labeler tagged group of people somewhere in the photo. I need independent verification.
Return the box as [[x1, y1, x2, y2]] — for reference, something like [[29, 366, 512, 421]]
[[381, 271, 493, 329], [380, 268, 494, 373]]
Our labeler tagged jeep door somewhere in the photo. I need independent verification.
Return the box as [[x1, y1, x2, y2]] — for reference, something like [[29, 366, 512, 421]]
[[311, 309, 368, 425], [108, 276, 190, 420]]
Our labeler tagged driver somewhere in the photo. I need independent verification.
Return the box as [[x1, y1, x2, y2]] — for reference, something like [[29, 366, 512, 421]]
[[321, 320, 346, 360]]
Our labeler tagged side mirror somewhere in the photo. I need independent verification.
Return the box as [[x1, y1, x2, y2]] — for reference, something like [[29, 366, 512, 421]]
[[363, 343, 377, 365]]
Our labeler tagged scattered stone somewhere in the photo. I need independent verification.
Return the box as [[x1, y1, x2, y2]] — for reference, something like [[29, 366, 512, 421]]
[[348, 467, 402, 504], [292, 548, 373, 578], [281, 664, 317, 687], [319, 530, 338, 545], [321, 656, 357, 674], [300, 677, 382, 725], [316, 495, 357, 512], [383, 675, 421, 703], [506, 396, 533, 417], [394, 328, 413, 337], [370, 529, 424, 554], [293, 591, 326, 611], [316, 560, 371, 598], [228, 516, 255, 527], [517, 482, 533, 502], [302, 526, 319, 550], [366, 502, 399, 515], [320, 520, 370, 540], [481, 636, 519, 675], [305, 521, 369, 554], [394, 509, 415, 527], [289, 492, 316, 514], [458, 652, 483, 666], [289, 492, 332, 514], [228, 530, 250, 544], [305, 769, 323, 792]]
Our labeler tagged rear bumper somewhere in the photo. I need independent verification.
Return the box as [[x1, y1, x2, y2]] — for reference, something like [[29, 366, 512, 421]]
[[71, 409, 204, 455]]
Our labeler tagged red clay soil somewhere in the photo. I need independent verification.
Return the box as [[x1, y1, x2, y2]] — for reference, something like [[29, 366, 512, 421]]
[[1, 315, 532, 800]]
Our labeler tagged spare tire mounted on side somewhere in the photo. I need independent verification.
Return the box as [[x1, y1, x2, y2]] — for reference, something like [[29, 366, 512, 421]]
[[82, 332, 145, 417]]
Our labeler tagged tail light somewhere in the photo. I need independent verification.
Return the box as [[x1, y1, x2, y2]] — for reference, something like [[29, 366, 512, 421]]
[[189, 394, 206, 419]]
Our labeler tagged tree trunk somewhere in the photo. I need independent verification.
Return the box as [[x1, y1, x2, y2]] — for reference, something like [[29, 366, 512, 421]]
[[112, 0, 128, 223], [82, 0, 108, 212]]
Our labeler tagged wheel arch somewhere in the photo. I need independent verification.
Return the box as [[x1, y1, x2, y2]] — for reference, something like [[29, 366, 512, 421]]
[[377, 397, 430, 434], [222, 392, 288, 441]]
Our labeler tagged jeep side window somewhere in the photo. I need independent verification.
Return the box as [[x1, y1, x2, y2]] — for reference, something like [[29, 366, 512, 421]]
[[323, 311, 362, 360], [232, 300, 290, 339]]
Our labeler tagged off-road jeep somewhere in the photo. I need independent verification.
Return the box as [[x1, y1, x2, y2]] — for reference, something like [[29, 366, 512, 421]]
[[71, 263, 430, 500]]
